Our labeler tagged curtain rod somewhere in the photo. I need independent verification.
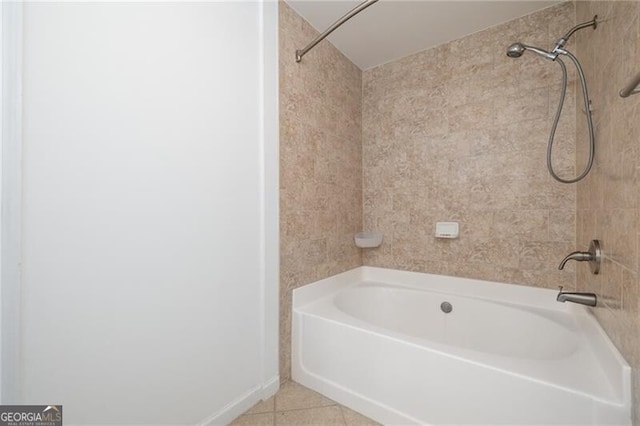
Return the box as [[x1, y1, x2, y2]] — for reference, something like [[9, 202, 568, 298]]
[[295, 0, 379, 63]]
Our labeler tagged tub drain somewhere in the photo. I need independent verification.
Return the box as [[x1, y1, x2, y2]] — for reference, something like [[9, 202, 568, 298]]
[[440, 301, 453, 313]]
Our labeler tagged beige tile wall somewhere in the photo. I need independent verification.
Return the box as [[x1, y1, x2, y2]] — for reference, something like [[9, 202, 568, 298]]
[[279, 2, 363, 380], [362, 3, 578, 289], [574, 1, 640, 422]]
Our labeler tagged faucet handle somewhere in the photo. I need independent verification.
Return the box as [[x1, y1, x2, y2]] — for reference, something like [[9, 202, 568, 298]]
[[558, 286, 564, 292], [558, 240, 601, 274]]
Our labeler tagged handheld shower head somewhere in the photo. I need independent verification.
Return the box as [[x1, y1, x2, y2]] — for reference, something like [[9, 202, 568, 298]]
[[506, 42, 525, 58], [506, 43, 557, 60], [505, 15, 597, 184]]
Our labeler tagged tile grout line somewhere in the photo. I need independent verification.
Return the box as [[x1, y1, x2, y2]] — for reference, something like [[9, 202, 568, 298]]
[[275, 403, 339, 413]]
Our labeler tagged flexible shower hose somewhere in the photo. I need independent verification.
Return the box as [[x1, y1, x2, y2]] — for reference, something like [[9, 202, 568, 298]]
[[547, 52, 595, 183]]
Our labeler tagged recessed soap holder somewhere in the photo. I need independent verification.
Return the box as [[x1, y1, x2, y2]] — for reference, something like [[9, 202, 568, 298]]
[[435, 222, 459, 239], [355, 232, 383, 248]]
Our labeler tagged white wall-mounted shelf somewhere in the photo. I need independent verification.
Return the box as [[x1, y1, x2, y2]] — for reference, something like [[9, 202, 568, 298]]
[[355, 232, 383, 248]]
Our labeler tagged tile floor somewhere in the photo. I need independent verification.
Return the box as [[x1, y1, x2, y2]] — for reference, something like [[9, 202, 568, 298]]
[[230, 381, 380, 426]]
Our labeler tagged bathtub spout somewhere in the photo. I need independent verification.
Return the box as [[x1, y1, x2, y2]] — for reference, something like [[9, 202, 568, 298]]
[[556, 286, 597, 307]]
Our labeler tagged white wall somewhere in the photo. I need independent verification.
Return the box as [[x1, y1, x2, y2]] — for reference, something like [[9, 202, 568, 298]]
[[1, 0, 24, 405], [20, 2, 277, 424]]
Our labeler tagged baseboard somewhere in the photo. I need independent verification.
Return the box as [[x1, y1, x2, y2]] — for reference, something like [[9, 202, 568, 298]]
[[65, 376, 279, 426], [260, 375, 279, 400], [197, 375, 280, 426]]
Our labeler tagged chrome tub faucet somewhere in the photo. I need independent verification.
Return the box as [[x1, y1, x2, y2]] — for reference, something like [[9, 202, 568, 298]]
[[556, 240, 600, 307]]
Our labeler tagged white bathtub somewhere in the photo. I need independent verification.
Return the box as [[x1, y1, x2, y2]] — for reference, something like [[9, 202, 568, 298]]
[[292, 267, 631, 425]]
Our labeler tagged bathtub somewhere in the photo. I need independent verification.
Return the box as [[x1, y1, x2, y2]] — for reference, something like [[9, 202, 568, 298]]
[[292, 267, 631, 425]]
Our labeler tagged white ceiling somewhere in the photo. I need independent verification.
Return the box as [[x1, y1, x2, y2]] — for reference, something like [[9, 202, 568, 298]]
[[286, 0, 560, 69]]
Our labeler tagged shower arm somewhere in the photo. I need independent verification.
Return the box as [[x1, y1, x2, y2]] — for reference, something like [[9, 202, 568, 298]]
[[295, 0, 379, 63], [553, 15, 597, 51]]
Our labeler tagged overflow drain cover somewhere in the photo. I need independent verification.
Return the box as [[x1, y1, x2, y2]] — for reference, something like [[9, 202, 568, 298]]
[[440, 301, 453, 313]]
